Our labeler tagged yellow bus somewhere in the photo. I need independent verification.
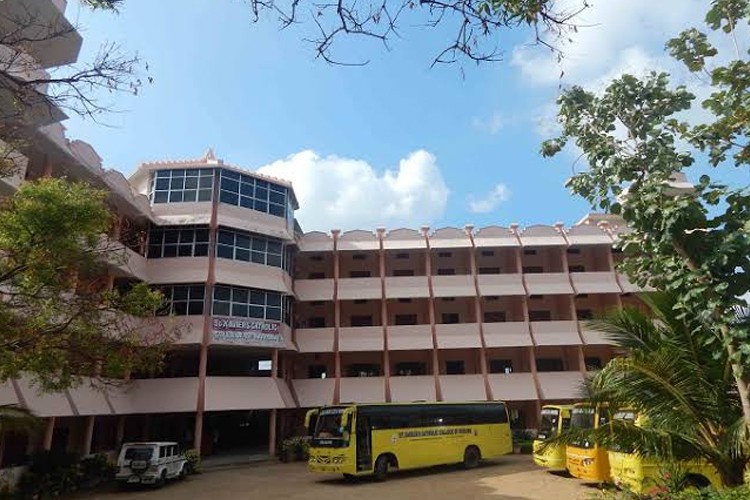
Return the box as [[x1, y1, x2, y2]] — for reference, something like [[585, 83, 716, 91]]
[[607, 411, 720, 494], [566, 403, 611, 482], [305, 401, 512, 480], [532, 404, 572, 470]]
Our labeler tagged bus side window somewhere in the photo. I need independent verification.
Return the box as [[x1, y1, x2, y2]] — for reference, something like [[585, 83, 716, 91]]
[[561, 417, 571, 431]]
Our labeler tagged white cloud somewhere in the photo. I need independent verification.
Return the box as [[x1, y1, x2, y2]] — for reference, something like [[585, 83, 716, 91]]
[[472, 112, 506, 135], [257, 150, 449, 231], [512, 0, 705, 87], [467, 183, 511, 213]]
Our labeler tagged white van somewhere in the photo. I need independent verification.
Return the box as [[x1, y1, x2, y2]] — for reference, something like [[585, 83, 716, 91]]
[[115, 442, 189, 487]]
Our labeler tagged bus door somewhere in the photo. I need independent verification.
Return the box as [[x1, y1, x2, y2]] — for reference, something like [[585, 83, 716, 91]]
[[355, 414, 372, 472]]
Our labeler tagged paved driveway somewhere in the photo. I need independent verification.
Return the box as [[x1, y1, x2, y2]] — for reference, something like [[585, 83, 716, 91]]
[[95, 455, 598, 500]]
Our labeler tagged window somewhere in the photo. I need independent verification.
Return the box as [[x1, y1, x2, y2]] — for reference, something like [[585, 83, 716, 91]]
[[395, 253, 410, 259], [530, 295, 544, 300], [529, 310, 552, 321], [349, 270, 371, 278], [577, 309, 593, 320], [611, 247, 624, 254], [147, 226, 209, 258], [577, 294, 589, 298], [523, 249, 537, 255], [392, 269, 415, 277], [441, 297, 455, 302], [437, 251, 452, 258], [480, 250, 495, 257], [569, 265, 586, 273], [397, 298, 412, 303], [523, 266, 544, 273], [311, 301, 325, 306], [308, 317, 326, 328], [489, 359, 513, 374], [585, 357, 603, 370], [216, 228, 289, 270], [218, 169, 289, 218], [258, 360, 273, 371], [157, 284, 205, 316], [352, 254, 368, 261], [394, 314, 417, 325], [536, 358, 564, 372], [394, 362, 426, 376], [484, 311, 506, 323], [436, 268, 455, 276], [567, 247, 581, 254], [353, 299, 369, 305], [485, 296, 499, 301], [350, 315, 373, 327], [310, 255, 324, 261], [441, 313, 460, 324], [308, 272, 326, 279], [212, 285, 286, 322], [348, 364, 380, 377], [479, 267, 501, 274], [308, 365, 327, 379], [149, 168, 214, 204], [445, 360, 465, 375]]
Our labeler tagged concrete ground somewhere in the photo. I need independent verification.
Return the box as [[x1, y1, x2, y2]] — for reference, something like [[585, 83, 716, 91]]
[[93, 455, 601, 500]]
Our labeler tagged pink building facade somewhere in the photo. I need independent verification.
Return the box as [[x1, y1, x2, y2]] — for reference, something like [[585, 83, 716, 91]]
[[0, 0, 644, 467]]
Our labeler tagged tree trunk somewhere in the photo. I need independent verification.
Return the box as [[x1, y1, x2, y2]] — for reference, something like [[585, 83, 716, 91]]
[[718, 458, 748, 488], [727, 348, 750, 433]]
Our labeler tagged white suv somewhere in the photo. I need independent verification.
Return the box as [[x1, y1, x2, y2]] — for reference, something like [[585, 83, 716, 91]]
[[115, 442, 189, 487]]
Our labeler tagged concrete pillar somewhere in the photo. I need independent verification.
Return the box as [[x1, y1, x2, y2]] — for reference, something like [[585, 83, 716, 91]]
[[193, 412, 203, 453], [115, 416, 126, 448], [268, 409, 277, 456], [43, 417, 55, 450], [82, 416, 95, 456], [41, 156, 53, 177]]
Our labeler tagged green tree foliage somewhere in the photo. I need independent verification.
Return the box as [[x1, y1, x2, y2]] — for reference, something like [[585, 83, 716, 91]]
[[0, 178, 177, 392], [576, 294, 748, 487], [541, 0, 750, 431]]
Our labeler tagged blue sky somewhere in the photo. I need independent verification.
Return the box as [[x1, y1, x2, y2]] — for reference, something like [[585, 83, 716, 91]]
[[62, 0, 716, 232]]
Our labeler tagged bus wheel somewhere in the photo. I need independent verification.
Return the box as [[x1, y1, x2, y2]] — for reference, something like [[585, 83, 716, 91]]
[[463, 446, 480, 469], [374, 455, 390, 481]]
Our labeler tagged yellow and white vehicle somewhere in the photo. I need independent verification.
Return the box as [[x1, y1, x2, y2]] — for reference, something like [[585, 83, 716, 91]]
[[306, 401, 512, 480], [532, 404, 572, 470], [608, 411, 720, 494]]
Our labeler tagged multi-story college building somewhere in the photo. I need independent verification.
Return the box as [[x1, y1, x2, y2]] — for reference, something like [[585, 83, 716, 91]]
[[0, 0, 643, 468]]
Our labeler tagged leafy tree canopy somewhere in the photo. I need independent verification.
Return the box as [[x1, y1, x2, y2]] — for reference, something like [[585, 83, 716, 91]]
[[0, 178, 177, 392], [542, 0, 750, 429]]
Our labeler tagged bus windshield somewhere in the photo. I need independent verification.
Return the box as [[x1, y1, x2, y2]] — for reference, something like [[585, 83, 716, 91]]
[[313, 408, 348, 439], [570, 407, 596, 449], [537, 408, 560, 440]]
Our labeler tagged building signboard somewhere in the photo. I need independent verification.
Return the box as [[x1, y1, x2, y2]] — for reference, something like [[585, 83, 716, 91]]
[[211, 316, 285, 347]]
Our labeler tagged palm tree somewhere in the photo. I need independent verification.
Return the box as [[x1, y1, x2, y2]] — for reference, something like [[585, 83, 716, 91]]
[[0, 404, 39, 441], [580, 293, 748, 487]]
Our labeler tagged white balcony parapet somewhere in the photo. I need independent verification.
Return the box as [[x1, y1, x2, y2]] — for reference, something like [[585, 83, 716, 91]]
[[570, 272, 622, 294], [338, 326, 384, 352], [295, 279, 334, 302], [537, 372, 585, 400], [524, 273, 574, 295], [384, 276, 429, 299], [477, 274, 525, 296], [387, 324, 434, 350], [295, 328, 335, 353], [488, 373, 539, 401], [435, 323, 482, 349], [431, 274, 475, 298], [389, 375, 436, 402], [339, 377, 385, 403], [531, 321, 582, 346], [337, 277, 382, 300], [203, 377, 294, 411], [439, 374, 486, 401], [482, 322, 533, 347], [292, 378, 335, 407]]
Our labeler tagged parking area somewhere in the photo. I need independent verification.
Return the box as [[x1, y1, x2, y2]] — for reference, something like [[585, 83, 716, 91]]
[[96, 455, 598, 500]]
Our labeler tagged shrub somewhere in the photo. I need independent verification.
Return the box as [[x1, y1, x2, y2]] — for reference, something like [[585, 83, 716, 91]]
[[280, 437, 309, 462], [79, 454, 116, 489], [184, 449, 201, 474], [16, 451, 117, 498]]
